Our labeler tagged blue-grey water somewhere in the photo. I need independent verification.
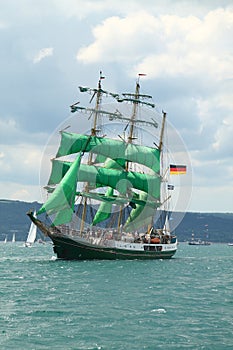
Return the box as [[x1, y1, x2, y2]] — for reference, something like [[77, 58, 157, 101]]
[[0, 242, 232, 349]]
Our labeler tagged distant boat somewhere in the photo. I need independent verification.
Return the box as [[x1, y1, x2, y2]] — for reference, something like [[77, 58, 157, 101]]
[[25, 212, 37, 247], [228, 243, 233, 246], [12, 233, 15, 243], [188, 239, 211, 246], [188, 232, 211, 246], [4, 235, 7, 243]]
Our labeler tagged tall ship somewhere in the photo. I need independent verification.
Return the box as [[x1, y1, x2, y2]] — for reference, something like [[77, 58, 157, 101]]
[[28, 72, 183, 260]]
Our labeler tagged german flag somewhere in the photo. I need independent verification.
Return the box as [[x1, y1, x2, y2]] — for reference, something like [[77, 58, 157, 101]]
[[170, 164, 187, 175]]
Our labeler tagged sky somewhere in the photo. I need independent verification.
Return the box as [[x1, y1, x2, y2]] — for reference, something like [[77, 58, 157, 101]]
[[0, 0, 232, 213]]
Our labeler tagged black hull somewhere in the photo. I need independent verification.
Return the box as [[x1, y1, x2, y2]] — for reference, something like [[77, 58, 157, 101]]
[[27, 212, 177, 260], [49, 233, 177, 260]]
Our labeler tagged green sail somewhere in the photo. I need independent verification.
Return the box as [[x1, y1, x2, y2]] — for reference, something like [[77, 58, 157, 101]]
[[56, 132, 160, 173], [48, 160, 161, 200], [47, 159, 125, 187], [92, 187, 114, 226], [76, 190, 158, 208], [48, 159, 71, 186], [37, 154, 82, 226], [79, 163, 161, 199], [124, 193, 158, 232], [90, 157, 130, 224], [104, 158, 125, 170]]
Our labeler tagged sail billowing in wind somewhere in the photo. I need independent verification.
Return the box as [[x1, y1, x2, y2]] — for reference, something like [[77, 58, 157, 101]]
[[56, 132, 160, 173], [92, 187, 114, 226], [38, 154, 82, 226], [48, 159, 161, 199]]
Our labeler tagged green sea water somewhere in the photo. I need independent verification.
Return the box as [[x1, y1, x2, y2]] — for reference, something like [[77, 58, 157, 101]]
[[0, 242, 232, 349]]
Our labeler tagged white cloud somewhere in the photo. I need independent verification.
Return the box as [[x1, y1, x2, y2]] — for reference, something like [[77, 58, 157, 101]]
[[194, 80, 233, 159], [0, 143, 43, 185], [212, 115, 233, 155], [0, 151, 5, 159], [77, 9, 233, 81], [77, 12, 160, 63], [33, 47, 54, 63]]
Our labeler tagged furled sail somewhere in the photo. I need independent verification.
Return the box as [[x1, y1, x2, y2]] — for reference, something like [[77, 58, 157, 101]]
[[37, 153, 82, 226], [56, 132, 160, 173]]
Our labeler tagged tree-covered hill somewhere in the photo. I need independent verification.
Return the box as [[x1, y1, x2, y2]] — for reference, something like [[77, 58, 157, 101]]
[[0, 199, 232, 243]]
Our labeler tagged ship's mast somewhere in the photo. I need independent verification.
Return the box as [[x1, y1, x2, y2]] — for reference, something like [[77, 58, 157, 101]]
[[117, 76, 141, 232], [159, 111, 170, 232], [159, 111, 166, 152], [91, 72, 104, 137], [148, 111, 167, 233], [80, 72, 104, 234], [128, 79, 140, 145]]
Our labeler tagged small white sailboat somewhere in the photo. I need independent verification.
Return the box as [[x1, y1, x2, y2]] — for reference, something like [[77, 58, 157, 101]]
[[25, 212, 37, 247], [4, 235, 7, 243], [12, 233, 16, 243]]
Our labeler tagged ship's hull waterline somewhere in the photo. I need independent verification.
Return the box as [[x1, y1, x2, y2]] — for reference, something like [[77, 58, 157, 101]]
[[27, 212, 177, 260], [49, 233, 177, 260]]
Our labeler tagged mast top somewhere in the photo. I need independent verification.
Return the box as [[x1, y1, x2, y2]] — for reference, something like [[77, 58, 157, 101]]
[[98, 70, 105, 89]]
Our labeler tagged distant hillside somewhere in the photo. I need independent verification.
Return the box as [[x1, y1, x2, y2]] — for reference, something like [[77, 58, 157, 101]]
[[172, 212, 233, 243], [0, 199, 233, 243], [0, 200, 42, 242]]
